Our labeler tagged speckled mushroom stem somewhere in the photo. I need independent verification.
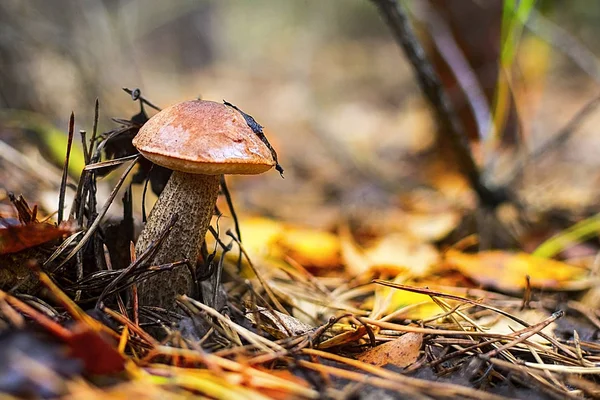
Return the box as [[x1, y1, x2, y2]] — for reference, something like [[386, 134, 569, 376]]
[[135, 171, 220, 310]]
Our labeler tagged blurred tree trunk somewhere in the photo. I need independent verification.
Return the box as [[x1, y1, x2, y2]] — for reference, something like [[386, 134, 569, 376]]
[[425, 0, 520, 146]]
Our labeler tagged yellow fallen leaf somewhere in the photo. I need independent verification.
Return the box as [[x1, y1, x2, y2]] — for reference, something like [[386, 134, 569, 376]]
[[357, 333, 423, 367], [205, 216, 283, 260], [208, 217, 341, 269], [445, 249, 590, 292], [365, 234, 439, 276], [370, 287, 441, 321], [339, 226, 371, 277], [371, 280, 461, 321], [277, 227, 340, 268], [341, 227, 439, 277], [401, 211, 460, 242], [236, 217, 284, 258]]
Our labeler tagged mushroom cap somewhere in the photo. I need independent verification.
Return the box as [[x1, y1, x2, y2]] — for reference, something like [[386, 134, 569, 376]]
[[132, 100, 276, 175]]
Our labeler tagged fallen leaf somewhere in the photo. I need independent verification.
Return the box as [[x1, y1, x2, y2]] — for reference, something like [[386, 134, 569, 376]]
[[365, 234, 439, 276], [400, 211, 460, 242], [208, 216, 340, 270], [0, 220, 73, 255], [319, 326, 368, 349], [341, 228, 439, 277], [277, 227, 340, 268], [357, 333, 423, 367], [372, 286, 442, 321], [445, 249, 590, 292], [228, 216, 284, 259], [66, 323, 125, 375]]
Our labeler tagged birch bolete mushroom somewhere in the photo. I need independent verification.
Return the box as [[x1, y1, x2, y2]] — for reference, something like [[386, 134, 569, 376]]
[[132, 100, 276, 309]]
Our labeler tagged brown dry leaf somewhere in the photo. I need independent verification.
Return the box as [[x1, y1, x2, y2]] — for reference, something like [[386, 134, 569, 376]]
[[341, 228, 439, 277], [357, 333, 423, 367], [319, 326, 368, 349], [445, 249, 590, 292], [0, 220, 74, 254]]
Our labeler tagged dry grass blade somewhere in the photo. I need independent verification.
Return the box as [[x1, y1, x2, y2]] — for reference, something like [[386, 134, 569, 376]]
[[102, 307, 157, 348], [481, 311, 563, 359], [142, 347, 319, 399], [0, 289, 71, 339], [373, 280, 579, 358], [301, 349, 512, 400], [180, 296, 286, 353], [84, 154, 140, 171], [43, 230, 84, 266]]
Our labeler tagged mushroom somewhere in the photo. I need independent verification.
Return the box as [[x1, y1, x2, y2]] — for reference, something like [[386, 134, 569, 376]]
[[132, 100, 276, 309]]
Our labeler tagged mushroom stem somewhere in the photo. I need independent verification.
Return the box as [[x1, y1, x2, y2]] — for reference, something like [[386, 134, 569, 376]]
[[135, 171, 220, 309]]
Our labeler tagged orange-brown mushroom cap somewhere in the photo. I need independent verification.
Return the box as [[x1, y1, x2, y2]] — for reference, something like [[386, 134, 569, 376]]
[[132, 100, 276, 175]]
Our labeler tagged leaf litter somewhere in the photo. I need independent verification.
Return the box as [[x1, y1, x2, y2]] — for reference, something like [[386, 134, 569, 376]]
[[1, 89, 600, 400]]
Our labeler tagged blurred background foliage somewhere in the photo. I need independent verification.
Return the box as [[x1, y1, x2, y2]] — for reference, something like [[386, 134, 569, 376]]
[[2, 0, 600, 229]]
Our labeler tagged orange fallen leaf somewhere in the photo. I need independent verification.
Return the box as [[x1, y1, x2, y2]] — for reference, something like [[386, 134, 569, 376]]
[[357, 333, 423, 367], [0, 220, 73, 255], [445, 249, 590, 292], [319, 326, 368, 349]]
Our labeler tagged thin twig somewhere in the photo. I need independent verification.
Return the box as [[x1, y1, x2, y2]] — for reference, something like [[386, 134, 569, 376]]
[[122, 87, 161, 111], [89, 98, 100, 154], [220, 176, 244, 271], [80, 130, 89, 165], [58, 112, 75, 223]]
